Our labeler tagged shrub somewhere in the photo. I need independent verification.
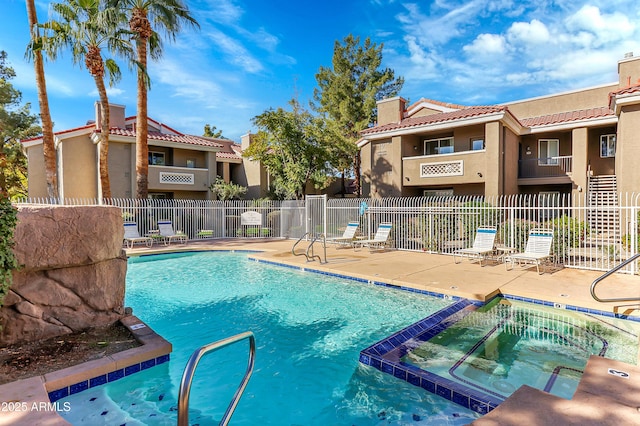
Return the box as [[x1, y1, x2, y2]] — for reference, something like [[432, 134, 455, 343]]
[[0, 197, 18, 309], [546, 215, 589, 261], [210, 177, 247, 200]]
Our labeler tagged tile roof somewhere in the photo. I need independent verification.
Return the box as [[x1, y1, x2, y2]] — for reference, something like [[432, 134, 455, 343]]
[[361, 105, 510, 136], [405, 97, 467, 112], [609, 84, 640, 97], [108, 128, 223, 148], [201, 137, 243, 160], [519, 107, 615, 127]]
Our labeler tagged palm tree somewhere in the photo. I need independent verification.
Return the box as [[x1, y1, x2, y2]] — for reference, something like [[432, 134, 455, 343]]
[[25, 0, 58, 199], [109, 0, 198, 199], [42, 0, 133, 199]]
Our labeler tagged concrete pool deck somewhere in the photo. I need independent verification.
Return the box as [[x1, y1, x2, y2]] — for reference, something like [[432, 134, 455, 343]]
[[2, 238, 639, 425]]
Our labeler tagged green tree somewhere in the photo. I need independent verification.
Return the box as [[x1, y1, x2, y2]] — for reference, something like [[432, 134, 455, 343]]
[[26, 0, 58, 199], [203, 124, 225, 139], [209, 176, 246, 200], [0, 51, 41, 200], [42, 0, 134, 199], [244, 99, 333, 200], [109, 0, 199, 199], [314, 34, 404, 197]]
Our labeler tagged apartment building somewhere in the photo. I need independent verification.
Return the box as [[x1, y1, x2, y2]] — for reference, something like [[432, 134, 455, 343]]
[[358, 54, 640, 200], [22, 104, 269, 200]]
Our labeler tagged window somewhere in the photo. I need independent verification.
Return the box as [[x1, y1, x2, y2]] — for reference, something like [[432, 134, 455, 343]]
[[538, 139, 559, 166], [423, 189, 454, 197], [600, 134, 616, 158], [471, 137, 485, 151], [149, 151, 165, 166], [424, 137, 454, 155]]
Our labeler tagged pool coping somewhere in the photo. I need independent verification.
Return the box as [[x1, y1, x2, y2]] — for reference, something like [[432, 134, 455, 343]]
[[0, 315, 171, 425]]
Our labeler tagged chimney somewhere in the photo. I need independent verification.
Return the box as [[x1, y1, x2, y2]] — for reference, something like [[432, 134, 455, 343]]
[[376, 96, 406, 126], [241, 132, 253, 150], [618, 53, 640, 88], [94, 102, 126, 130]]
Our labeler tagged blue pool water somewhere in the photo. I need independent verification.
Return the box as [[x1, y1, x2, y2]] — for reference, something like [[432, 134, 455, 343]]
[[58, 251, 481, 425]]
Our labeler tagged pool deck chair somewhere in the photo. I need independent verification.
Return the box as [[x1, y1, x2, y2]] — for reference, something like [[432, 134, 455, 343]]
[[453, 226, 497, 266], [123, 222, 153, 249], [353, 222, 393, 252], [325, 221, 360, 248], [505, 228, 554, 274], [157, 221, 188, 245]]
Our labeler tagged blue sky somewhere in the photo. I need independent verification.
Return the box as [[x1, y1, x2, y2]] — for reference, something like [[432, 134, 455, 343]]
[[2, 0, 639, 142]]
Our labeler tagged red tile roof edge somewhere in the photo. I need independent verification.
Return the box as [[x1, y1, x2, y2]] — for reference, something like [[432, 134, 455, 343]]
[[361, 105, 511, 136]]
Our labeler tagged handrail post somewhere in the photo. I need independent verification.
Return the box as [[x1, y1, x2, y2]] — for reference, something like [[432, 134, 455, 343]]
[[178, 331, 255, 426]]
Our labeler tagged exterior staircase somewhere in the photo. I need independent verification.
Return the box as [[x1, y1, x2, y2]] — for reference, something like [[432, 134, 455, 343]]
[[587, 175, 619, 236]]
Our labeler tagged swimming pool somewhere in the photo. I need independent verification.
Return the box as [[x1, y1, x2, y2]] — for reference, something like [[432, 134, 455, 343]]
[[58, 251, 481, 425]]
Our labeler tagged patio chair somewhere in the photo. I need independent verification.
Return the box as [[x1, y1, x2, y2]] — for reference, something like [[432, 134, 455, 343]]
[[123, 222, 153, 249], [505, 228, 554, 274], [325, 221, 360, 248], [353, 222, 393, 252], [157, 220, 188, 245], [453, 226, 497, 266]]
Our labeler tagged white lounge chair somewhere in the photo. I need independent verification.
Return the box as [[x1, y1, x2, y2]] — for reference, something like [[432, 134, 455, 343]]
[[453, 226, 497, 266], [325, 221, 360, 248], [505, 228, 554, 274], [123, 222, 153, 249], [157, 220, 188, 245], [353, 222, 393, 252]]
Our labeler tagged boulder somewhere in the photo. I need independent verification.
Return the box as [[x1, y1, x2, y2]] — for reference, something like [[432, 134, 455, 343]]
[[0, 205, 127, 346], [13, 205, 124, 270]]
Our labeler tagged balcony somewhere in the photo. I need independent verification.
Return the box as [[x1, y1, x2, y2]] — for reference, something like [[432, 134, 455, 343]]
[[402, 150, 486, 186], [518, 156, 572, 185], [148, 165, 211, 191]]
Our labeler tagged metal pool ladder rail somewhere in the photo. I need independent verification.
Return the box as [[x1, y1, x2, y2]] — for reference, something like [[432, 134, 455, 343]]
[[178, 331, 256, 426], [291, 232, 327, 263], [590, 253, 640, 303]]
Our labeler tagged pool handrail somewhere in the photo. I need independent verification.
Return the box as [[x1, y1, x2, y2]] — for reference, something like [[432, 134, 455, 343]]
[[306, 233, 327, 264], [292, 232, 311, 258], [590, 253, 640, 303], [178, 331, 256, 426]]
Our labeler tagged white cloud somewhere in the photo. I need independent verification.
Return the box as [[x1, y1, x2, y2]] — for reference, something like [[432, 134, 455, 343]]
[[565, 5, 635, 46], [390, 0, 640, 104], [198, 0, 244, 25], [464, 33, 507, 57], [153, 59, 224, 105], [507, 19, 551, 45], [204, 28, 263, 73], [396, 2, 482, 48]]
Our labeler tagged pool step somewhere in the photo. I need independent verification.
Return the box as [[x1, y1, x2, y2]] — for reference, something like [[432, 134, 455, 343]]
[[471, 356, 640, 425]]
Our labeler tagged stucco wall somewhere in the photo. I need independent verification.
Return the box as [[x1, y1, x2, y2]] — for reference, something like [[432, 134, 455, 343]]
[[0, 205, 126, 346]]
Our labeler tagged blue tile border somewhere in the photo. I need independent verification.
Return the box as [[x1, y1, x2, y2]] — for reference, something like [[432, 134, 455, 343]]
[[360, 291, 640, 415], [48, 354, 170, 403], [359, 299, 505, 415], [500, 293, 640, 322]]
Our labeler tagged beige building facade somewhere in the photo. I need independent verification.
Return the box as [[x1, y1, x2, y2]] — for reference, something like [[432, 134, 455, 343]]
[[22, 104, 269, 200], [359, 54, 640, 199]]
